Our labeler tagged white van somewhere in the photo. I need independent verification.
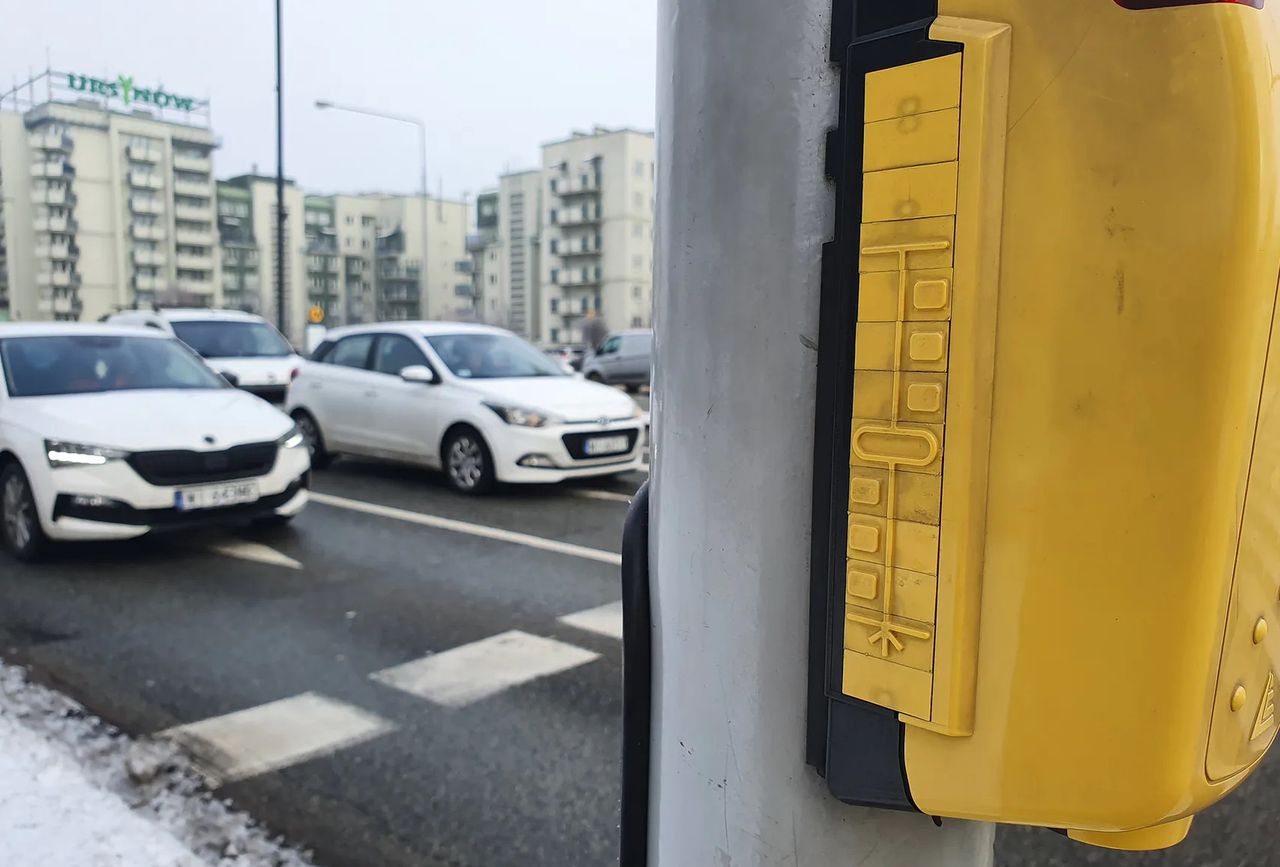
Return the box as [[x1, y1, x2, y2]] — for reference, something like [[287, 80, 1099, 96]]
[[105, 309, 302, 404]]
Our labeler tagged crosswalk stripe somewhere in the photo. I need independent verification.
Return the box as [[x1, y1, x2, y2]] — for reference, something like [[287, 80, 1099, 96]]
[[207, 539, 302, 570], [370, 630, 600, 708], [558, 601, 624, 640], [310, 491, 622, 566], [157, 693, 394, 787]]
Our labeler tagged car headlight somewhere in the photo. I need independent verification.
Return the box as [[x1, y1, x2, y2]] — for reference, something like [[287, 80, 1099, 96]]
[[45, 440, 131, 468], [484, 403, 561, 428], [278, 425, 305, 449]]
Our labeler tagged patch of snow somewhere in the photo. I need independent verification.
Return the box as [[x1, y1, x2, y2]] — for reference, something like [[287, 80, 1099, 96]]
[[0, 660, 317, 867]]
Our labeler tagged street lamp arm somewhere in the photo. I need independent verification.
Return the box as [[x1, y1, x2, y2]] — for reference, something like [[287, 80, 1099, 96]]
[[313, 99, 423, 129]]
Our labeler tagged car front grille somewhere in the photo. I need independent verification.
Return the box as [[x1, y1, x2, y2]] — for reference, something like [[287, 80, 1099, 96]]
[[127, 441, 279, 486], [561, 428, 641, 461], [241, 384, 288, 404]]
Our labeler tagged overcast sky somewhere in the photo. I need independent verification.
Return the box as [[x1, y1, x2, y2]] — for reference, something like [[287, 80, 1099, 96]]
[[0, 0, 657, 203]]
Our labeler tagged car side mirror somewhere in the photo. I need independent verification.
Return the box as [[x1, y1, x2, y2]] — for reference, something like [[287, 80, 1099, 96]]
[[219, 371, 240, 388], [400, 365, 435, 384]]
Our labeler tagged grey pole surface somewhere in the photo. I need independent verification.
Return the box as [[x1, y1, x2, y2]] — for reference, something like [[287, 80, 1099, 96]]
[[274, 0, 286, 337], [314, 100, 430, 319], [649, 0, 995, 863]]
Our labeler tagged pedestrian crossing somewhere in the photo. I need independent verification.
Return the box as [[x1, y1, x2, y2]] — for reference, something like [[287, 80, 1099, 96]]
[[158, 601, 625, 788]]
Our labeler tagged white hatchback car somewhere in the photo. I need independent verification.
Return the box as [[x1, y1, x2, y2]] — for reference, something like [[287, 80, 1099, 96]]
[[106, 308, 302, 404], [287, 322, 646, 493], [0, 324, 310, 561]]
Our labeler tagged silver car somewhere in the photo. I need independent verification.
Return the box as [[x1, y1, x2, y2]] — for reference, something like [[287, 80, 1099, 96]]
[[582, 330, 652, 393]]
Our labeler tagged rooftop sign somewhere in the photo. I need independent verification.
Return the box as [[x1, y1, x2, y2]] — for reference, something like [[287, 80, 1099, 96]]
[[66, 73, 196, 112]]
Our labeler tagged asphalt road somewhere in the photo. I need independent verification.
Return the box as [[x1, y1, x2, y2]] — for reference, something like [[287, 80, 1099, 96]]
[[2, 391, 1278, 867]]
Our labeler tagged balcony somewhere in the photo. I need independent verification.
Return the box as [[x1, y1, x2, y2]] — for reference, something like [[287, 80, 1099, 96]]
[[35, 241, 79, 261], [29, 129, 72, 152], [37, 293, 83, 317], [34, 213, 76, 234], [133, 249, 166, 267], [557, 176, 602, 197], [175, 227, 213, 245], [176, 253, 214, 271], [31, 160, 74, 180], [173, 178, 211, 197], [131, 223, 165, 241], [556, 209, 601, 228], [31, 186, 74, 207], [558, 239, 601, 258], [378, 266, 421, 282], [133, 274, 160, 292], [173, 153, 212, 173], [130, 196, 164, 215], [127, 143, 162, 163], [558, 275, 601, 288], [175, 282, 215, 298], [128, 170, 163, 190], [174, 202, 211, 221], [36, 270, 81, 289]]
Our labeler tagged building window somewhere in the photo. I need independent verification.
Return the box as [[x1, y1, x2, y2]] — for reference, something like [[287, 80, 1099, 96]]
[[550, 298, 559, 313], [634, 160, 645, 177], [633, 254, 643, 269], [551, 268, 559, 285], [550, 179, 558, 193], [632, 316, 644, 327], [344, 237, 351, 248], [549, 209, 558, 225], [362, 215, 375, 227], [580, 297, 590, 313], [551, 327, 560, 343], [361, 239, 368, 249], [633, 192, 644, 208], [345, 215, 353, 225], [549, 238, 558, 253], [593, 294, 602, 311], [489, 251, 496, 262], [489, 274, 497, 285], [633, 285, 642, 299], [594, 266, 602, 280]]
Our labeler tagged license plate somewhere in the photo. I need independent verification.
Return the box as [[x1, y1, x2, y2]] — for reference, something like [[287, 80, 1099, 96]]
[[584, 435, 630, 457], [174, 481, 260, 512]]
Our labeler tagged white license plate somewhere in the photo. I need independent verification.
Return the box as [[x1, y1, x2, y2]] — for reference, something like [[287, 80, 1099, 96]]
[[174, 481, 260, 512], [584, 435, 630, 456]]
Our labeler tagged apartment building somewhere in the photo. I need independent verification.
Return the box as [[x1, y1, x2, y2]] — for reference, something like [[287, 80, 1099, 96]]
[[470, 170, 544, 341], [0, 72, 217, 323], [215, 181, 468, 336], [540, 127, 654, 345]]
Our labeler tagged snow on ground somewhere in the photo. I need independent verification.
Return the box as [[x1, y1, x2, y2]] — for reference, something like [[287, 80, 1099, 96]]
[[0, 660, 317, 867]]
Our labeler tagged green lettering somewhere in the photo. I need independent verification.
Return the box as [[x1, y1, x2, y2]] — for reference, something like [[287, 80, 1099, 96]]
[[117, 75, 134, 105], [67, 73, 88, 92]]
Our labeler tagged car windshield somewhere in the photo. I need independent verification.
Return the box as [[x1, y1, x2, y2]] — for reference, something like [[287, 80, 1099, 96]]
[[171, 320, 293, 359], [1, 335, 226, 398], [426, 332, 565, 379]]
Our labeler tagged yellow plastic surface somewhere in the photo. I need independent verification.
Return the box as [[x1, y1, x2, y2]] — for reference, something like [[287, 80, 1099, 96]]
[[841, 23, 1007, 738], [871, 1, 1280, 846], [1069, 818, 1194, 852]]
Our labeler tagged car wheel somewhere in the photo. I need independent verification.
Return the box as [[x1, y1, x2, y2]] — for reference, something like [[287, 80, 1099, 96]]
[[1, 463, 46, 562], [587, 372, 605, 384], [293, 411, 332, 469], [443, 427, 496, 495]]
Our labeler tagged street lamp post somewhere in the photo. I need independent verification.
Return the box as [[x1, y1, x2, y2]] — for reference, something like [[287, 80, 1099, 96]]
[[315, 99, 430, 320]]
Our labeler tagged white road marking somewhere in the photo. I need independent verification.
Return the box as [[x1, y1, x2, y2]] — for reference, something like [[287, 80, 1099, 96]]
[[567, 488, 633, 504], [370, 630, 600, 708], [207, 539, 302, 570], [310, 491, 622, 566], [158, 693, 394, 787], [558, 601, 624, 640]]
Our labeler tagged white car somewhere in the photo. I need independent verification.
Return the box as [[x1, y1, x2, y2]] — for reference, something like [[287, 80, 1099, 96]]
[[105, 308, 302, 404], [0, 324, 311, 561], [287, 322, 646, 494]]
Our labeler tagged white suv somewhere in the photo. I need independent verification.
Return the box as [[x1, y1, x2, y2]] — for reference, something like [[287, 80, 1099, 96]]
[[106, 308, 301, 404], [287, 322, 646, 493]]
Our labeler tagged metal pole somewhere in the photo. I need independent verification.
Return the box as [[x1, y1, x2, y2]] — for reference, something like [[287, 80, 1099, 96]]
[[648, 0, 993, 863], [417, 119, 429, 320], [274, 0, 287, 337]]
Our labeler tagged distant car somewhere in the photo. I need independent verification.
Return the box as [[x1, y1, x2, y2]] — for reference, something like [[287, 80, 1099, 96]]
[[106, 308, 302, 404], [288, 322, 646, 494], [582, 330, 652, 392], [0, 324, 310, 561]]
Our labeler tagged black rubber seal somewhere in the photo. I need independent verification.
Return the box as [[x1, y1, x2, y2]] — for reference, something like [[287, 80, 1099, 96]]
[[619, 481, 652, 867]]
